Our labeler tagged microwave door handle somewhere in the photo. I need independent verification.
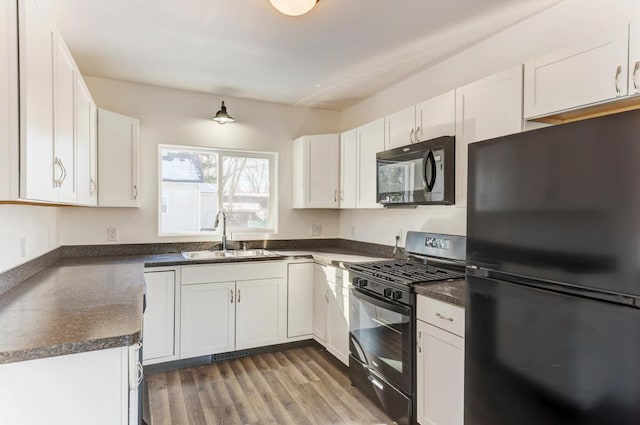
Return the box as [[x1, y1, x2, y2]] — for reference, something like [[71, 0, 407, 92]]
[[424, 150, 436, 192]]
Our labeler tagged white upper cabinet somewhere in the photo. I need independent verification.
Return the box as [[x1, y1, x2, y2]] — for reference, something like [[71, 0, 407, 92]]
[[18, 0, 56, 202], [75, 77, 98, 206], [53, 34, 77, 204], [356, 118, 384, 209], [629, 22, 640, 98], [416, 90, 456, 142], [292, 134, 340, 209], [456, 65, 523, 206], [0, 0, 19, 201], [98, 109, 140, 207], [524, 26, 629, 119], [339, 129, 357, 209], [384, 90, 456, 151], [385, 105, 417, 150]]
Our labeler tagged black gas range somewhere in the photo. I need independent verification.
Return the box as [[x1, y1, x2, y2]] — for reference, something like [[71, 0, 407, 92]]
[[347, 232, 466, 425]]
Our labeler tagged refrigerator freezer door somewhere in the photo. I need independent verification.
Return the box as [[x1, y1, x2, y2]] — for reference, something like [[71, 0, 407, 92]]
[[465, 275, 640, 425]]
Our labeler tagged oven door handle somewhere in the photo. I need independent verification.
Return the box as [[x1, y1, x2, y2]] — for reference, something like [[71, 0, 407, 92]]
[[351, 287, 411, 316], [423, 150, 436, 193]]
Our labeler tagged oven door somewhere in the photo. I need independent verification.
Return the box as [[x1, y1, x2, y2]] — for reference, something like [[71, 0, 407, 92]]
[[349, 286, 413, 393]]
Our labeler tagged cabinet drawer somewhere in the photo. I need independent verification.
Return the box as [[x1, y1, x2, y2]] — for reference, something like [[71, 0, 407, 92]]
[[417, 295, 465, 337], [182, 261, 285, 285]]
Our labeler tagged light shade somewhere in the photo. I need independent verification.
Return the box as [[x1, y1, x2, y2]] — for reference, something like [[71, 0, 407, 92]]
[[213, 101, 235, 125], [269, 0, 318, 16]]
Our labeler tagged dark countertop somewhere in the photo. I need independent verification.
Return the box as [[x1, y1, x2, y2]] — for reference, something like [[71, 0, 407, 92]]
[[414, 279, 466, 307], [0, 248, 386, 365], [0, 256, 145, 365]]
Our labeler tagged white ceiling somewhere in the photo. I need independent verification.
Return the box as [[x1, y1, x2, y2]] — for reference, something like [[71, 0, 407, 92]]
[[38, 0, 562, 110]]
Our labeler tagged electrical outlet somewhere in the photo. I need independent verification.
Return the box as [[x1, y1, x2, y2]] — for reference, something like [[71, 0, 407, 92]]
[[107, 227, 119, 242], [396, 228, 403, 244], [19, 236, 26, 258], [311, 224, 322, 237]]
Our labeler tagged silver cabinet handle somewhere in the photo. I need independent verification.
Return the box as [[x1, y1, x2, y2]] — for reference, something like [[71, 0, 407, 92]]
[[325, 289, 329, 303], [417, 330, 422, 353], [615, 65, 622, 96], [133, 185, 138, 200], [59, 159, 67, 185], [340, 190, 344, 201], [633, 61, 640, 93], [90, 179, 97, 196], [409, 128, 415, 144], [436, 312, 454, 322], [334, 189, 337, 203], [237, 289, 241, 303], [53, 157, 64, 187], [415, 126, 421, 142], [230, 289, 234, 304]]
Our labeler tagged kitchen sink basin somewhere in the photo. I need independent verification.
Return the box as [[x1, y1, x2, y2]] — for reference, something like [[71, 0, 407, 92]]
[[181, 249, 278, 260]]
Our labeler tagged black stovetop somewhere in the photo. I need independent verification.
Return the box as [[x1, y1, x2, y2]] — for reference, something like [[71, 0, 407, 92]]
[[349, 257, 465, 287]]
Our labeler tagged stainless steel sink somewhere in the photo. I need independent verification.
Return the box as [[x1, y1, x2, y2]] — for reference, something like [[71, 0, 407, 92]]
[[181, 249, 278, 260]]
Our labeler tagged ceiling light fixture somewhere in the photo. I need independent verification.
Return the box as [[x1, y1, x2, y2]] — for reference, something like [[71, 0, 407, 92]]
[[212, 101, 235, 125], [269, 0, 318, 17]]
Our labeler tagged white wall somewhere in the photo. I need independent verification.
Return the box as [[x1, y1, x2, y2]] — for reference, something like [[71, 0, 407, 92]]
[[339, 0, 640, 246], [60, 78, 341, 245], [0, 206, 59, 273]]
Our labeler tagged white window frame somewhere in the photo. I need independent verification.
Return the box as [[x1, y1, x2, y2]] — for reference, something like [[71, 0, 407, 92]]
[[157, 144, 278, 237]]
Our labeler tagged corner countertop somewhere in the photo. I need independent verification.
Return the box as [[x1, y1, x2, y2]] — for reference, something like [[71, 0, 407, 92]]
[[0, 248, 387, 365], [414, 279, 466, 307]]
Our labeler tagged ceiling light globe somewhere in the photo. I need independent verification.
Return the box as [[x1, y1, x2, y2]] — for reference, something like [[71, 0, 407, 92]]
[[269, 0, 318, 16]]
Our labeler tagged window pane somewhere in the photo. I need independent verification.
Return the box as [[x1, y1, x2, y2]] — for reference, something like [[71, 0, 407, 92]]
[[222, 156, 270, 229], [160, 149, 218, 233]]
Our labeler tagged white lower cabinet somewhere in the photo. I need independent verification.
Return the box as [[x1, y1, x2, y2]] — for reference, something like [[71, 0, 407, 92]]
[[179, 262, 287, 359], [416, 296, 465, 425], [0, 346, 130, 425], [142, 270, 177, 364], [180, 281, 236, 358], [313, 264, 350, 366], [287, 262, 314, 338]]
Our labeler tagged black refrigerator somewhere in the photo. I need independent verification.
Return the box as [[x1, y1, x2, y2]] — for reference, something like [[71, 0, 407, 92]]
[[465, 109, 640, 425]]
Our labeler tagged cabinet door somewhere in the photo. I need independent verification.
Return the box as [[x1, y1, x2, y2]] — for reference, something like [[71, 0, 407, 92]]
[[293, 134, 339, 208], [524, 27, 629, 119], [98, 109, 140, 207], [18, 0, 56, 202], [326, 282, 349, 366], [416, 320, 464, 425], [180, 282, 235, 358], [143, 271, 176, 364], [385, 105, 416, 150], [629, 22, 640, 97], [313, 264, 328, 342], [455, 65, 523, 207], [236, 278, 287, 350], [0, 0, 19, 200], [340, 129, 357, 209], [417, 90, 456, 141], [75, 78, 97, 206], [54, 34, 76, 204], [356, 118, 384, 209], [287, 263, 314, 338]]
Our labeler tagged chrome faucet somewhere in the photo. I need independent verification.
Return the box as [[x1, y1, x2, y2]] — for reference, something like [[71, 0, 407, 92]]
[[213, 210, 228, 251]]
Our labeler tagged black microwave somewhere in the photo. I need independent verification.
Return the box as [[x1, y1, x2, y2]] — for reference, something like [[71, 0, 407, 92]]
[[376, 136, 455, 206]]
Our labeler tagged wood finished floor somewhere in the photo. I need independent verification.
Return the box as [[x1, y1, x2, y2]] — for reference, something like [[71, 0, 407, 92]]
[[146, 345, 394, 425]]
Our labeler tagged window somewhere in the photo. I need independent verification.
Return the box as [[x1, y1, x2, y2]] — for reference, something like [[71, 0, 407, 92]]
[[158, 145, 277, 235]]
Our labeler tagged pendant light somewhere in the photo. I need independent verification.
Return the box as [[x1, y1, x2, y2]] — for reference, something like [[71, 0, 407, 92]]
[[212, 101, 235, 125], [269, 0, 318, 16]]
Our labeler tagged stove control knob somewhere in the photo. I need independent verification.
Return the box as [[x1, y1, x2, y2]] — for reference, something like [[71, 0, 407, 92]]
[[383, 288, 392, 298], [360, 279, 368, 288], [352, 277, 360, 287], [392, 290, 403, 300]]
